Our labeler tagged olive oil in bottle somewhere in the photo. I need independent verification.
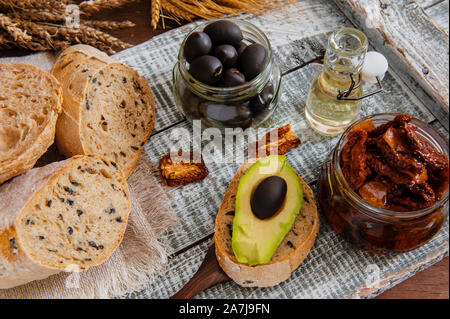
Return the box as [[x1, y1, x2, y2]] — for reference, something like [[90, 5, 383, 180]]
[[305, 28, 368, 136]]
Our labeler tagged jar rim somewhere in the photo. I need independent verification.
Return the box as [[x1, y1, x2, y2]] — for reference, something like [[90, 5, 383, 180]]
[[177, 18, 273, 96], [333, 113, 449, 219], [328, 27, 368, 57]]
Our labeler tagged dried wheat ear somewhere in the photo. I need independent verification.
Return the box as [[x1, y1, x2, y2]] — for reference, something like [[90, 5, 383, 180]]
[[0, 0, 135, 53]]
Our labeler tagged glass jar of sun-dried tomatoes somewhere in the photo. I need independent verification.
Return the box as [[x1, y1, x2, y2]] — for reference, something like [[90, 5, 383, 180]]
[[318, 113, 449, 253]]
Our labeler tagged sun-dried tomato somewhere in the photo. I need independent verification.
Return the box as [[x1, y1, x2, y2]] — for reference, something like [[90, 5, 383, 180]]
[[402, 124, 449, 198], [340, 115, 449, 211], [340, 129, 371, 190], [368, 114, 412, 138], [367, 128, 428, 184]]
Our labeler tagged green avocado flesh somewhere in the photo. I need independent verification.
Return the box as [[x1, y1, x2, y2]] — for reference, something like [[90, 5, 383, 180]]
[[232, 155, 303, 266]]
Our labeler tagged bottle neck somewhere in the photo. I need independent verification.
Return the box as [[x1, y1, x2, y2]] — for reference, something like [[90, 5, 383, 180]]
[[318, 28, 368, 95], [324, 28, 368, 77]]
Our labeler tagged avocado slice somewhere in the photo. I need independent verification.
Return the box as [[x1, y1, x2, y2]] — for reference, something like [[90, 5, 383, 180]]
[[232, 155, 303, 266]]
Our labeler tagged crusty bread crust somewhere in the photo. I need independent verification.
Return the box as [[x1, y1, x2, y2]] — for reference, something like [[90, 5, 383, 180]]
[[0, 155, 130, 289], [214, 159, 319, 287], [0, 160, 68, 289], [51, 45, 156, 178], [0, 63, 62, 184]]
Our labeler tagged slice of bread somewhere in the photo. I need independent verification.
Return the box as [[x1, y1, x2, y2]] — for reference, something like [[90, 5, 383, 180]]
[[51, 45, 156, 178], [214, 159, 319, 287], [0, 63, 62, 184], [0, 155, 130, 289]]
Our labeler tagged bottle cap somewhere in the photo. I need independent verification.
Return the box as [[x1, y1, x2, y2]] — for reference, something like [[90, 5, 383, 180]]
[[361, 51, 388, 83]]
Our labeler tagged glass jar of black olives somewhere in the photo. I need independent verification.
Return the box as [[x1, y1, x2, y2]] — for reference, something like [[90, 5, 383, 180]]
[[173, 19, 281, 129]]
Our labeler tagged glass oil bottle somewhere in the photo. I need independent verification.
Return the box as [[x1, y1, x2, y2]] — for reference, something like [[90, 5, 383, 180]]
[[305, 28, 369, 136]]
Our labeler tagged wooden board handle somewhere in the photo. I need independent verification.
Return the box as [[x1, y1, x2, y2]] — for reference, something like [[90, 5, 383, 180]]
[[171, 241, 230, 299]]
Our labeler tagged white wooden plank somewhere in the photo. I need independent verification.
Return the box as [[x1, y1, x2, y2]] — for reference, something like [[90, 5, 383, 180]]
[[143, 50, 437, 254], [112, 0, 350, 132], [425, 0, 449, 33], [128, 193, 449, 299], [416, 0, 445, 9], [1, 0, 447, 300]]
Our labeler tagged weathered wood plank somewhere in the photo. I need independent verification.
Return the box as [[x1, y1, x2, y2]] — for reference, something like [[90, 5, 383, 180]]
[[332, 0, 449, 130], [112, 0, 349, 133], [431, 118, 449, 136], [1, 0, 447, 299], [416, 0, 445, 9], [128, 185, 449, 299], [145, 48, 437, 255], [137, 111, 448, 298], [425, 0, 449, 33]]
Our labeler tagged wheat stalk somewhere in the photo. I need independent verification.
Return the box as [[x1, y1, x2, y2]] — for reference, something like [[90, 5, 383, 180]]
[[0, 13, 32, 43], [214, 0, 248, 9], [28, 36, 71, 51], [168, 0, 220, 20], [0, 1, 135, 53], [154, 0, 288, 26], [0, 31, 14, 48], [0, 0, 68, 11], [0, 23, 68, 51], [79, 0, 138, 15], [10, 17, 131, 54], [82, 20, 136, 30], [200, 0, 238, 15], [161, 1, 195, 22], [9, 9, 66, 23], [151, 0, 162, 30], [54, 24, 132, 52], [1, 0, 294, 53]]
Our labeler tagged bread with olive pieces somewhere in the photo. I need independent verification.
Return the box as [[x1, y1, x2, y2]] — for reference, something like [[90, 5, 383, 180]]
[[51, 44, 156, 178], [0, 63, 62, 184], [214, 159, 319, 287], [0, 155, 130, 289]]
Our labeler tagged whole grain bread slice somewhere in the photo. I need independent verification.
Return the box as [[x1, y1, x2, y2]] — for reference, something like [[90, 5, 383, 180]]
[[51, 45, 156, 178], [0, 63, 62, 184], [214, 159, 319, 287], [0, 155, 130, 289]]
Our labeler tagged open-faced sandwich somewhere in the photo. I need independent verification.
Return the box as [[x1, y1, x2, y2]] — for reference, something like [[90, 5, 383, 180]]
[[214, 154, 319, 287]]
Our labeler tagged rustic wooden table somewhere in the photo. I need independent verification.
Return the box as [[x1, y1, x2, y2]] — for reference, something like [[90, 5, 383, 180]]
[[1, 0, 448, 299], [89, 0, 450, 299]]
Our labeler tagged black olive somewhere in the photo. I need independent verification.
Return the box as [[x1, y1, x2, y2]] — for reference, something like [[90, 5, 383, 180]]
[[183, 32, 212, 63], [203, 20, 243, 45], [251, 176, 287, 220], [189, 55, 223, 85], [234, 105, 252, 121], [248, 84, 274, 116], [238, 43, 268, 80], [217, 68, 246, 87], [201, 103, 251, 128], [180, 86, 202, 118], [235, 41, 248, 56], [202, 103, 238, 122], [214, 44, 238, 68]]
